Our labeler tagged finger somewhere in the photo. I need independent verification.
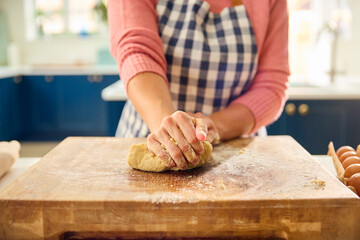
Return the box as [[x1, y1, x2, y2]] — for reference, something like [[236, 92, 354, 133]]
[[157, 127, 188, 170], [195, 118, 208, 141], [166, 121, 200, 165], [173, 112, 204, 155], [147, 134, 175, 168], [196, 113, 220, 144], [213, 134, 221, 145], [205, 127, 216, 142]]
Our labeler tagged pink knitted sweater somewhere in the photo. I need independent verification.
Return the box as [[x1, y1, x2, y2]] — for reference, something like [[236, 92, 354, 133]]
[[108, 0, 290, 133]]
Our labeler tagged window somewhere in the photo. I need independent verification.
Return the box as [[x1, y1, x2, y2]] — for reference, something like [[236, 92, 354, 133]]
[[288, 0, 352, 86], [27, 0, 107, 38]]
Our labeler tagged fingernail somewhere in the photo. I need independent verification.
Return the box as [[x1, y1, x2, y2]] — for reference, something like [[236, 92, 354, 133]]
[[200, 130, 207, 139], [168, 158, 175, 168]]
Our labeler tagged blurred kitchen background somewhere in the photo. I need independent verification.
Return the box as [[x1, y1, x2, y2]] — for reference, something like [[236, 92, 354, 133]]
[[0, 0, 359, 156]]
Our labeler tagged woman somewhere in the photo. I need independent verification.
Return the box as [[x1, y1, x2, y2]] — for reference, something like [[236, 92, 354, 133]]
[[108, 0, 289, 170]]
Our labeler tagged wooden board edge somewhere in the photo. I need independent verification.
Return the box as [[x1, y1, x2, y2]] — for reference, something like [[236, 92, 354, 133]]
[[1, 197, 359, 209], [1, 199, 359, 240]]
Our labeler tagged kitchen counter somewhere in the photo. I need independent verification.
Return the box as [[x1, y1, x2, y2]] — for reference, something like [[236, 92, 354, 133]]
[[1, 66, 359, 99], [289, 86, 360, 100], [0, 65, 119, 79], [101, 80, 127, 101], [101, 80, 360, 101], [0, 155, 336, 192], [0, 157, 40, 191]]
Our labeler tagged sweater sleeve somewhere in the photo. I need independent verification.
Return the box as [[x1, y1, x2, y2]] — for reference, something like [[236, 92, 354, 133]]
[[230, 0, 290, 134], [108, 0, 168, 93]]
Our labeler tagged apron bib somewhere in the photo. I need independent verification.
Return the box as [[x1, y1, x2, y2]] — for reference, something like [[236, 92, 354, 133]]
[[116, 0, 261, 137]]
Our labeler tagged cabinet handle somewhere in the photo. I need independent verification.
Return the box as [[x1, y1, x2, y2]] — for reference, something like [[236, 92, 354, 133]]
[[96, 75, 103, 82], [45, 76, 54, 83], [87, 75, 103, 82], [298, 104, 309, 116], [13, 76, 22, 84], [285, 103, 296, 116]]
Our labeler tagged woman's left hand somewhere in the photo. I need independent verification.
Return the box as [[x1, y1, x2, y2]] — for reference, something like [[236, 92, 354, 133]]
[[188, 112, 220, 144]]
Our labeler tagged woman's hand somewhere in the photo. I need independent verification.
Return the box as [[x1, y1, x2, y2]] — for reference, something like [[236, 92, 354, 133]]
[[187, 112, 220, 144], [147, 111, 218, 170]]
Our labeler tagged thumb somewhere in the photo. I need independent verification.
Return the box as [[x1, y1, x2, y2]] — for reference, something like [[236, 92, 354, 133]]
[[195, 118, 208, 141]]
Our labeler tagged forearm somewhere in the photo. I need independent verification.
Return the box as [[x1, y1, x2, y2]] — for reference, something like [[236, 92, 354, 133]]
[[127, 72, 175, 132], [108, 0, 168, 96], [209, 103, 255, 140]]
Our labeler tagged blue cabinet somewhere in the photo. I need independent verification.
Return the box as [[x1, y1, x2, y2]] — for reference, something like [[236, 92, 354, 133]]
[[0, 77, 21, 141], [17, 75, 124, 141], [19, 75, 60, 139], [54, 75, 124, 137], [267, 100, 360, 154]]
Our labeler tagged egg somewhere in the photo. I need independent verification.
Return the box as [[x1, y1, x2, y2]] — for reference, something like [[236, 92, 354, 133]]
[[342, 156, 360, 170], [339, 151, 357, 163], [347, 185, 358, 195], [347, 173, 360, 196], [336, 146, 355, 158], [344, 164, 360, 178]]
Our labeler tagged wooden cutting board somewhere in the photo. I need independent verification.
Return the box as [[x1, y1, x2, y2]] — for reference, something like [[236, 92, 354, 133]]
[[0, 136, 359, 240]]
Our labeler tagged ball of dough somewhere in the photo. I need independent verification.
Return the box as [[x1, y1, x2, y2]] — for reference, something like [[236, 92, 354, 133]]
[[127, 141, 213, 172]]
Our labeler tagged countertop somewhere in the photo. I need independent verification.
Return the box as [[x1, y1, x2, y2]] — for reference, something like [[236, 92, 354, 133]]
[[1, 65, 360, 100], [289, 86, 360, 100], [0, 65, 119, 78], [101, 80, 360, 101], [0, 158, 40, 191], [0, 155, 337, 192]]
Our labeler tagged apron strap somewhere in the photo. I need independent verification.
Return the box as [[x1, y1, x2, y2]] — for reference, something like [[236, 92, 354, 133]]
[[230, 0, 243, 6]]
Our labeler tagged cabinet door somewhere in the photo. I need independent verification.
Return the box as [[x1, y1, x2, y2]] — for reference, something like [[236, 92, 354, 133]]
[[294, 100, 349, 154], [102, 75, 125, 136], [268, 100, 356, 155], [267, 102, 298, 137], [56, 75, 121, 136], [10, 75, 123, 141], [19, 75, 122, 140], [0, 77, 21, 140], [56, 75, 105, 134], [19, 76, 60, 140], [267, 111, 293, 135], [348, 101, 360, 148]]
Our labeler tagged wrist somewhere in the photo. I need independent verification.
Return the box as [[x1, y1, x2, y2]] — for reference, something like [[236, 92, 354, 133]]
[[209, 104, 255, 140], [209, 113, 225, 140], [127, 72, 175, 132], [148, 108, 174, 132]]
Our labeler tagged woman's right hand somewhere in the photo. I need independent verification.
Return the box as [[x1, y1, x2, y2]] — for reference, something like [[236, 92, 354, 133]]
[[147, 111, 212, 170]]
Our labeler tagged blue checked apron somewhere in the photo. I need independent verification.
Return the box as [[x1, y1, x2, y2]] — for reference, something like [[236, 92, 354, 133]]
[[116, 0, 266, 137]]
